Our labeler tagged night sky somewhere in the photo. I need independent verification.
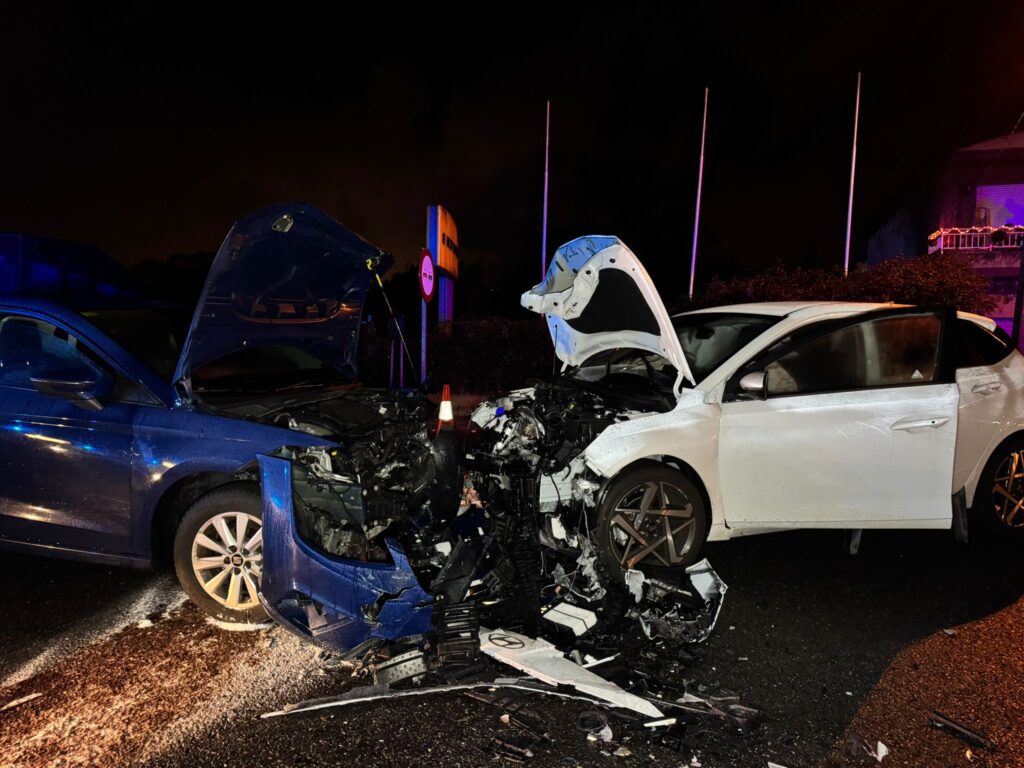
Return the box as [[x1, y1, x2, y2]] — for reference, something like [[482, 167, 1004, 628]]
[[3, 3, 1024, 313]]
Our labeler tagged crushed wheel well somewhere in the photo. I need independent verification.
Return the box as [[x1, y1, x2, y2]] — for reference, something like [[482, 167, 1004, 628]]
[[150, 472, 235, 569]]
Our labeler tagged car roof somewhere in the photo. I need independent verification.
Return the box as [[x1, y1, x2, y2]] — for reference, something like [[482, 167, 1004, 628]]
[[677, 301, 999, 329], [678, 301, 895, 318]]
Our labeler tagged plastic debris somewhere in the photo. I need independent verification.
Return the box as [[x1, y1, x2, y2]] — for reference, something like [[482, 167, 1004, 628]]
[[929, 711, 996, 751], [846, 734, 889, 762]]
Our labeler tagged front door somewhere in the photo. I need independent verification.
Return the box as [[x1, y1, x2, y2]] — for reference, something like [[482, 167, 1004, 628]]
[[719, 308, 958, 529], [0, 313, 136, 554]]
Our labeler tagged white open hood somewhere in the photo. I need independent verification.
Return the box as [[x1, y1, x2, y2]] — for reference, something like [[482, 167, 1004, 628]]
[[521, 236, 694, 391]]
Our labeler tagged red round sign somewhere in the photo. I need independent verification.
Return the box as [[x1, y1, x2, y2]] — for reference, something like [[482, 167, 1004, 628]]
[[419, 248, 436, 303]]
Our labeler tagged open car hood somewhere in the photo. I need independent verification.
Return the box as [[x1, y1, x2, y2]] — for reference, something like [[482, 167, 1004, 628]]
[[521, 236, 694, 390], [173, 202, 387, 391]]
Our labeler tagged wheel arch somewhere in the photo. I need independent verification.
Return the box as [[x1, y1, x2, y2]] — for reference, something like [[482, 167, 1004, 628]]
[[150, 471, 247, 568]]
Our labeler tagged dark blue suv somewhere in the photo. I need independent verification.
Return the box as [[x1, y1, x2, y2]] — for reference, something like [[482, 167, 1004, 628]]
[[0, 203, 437, 623]]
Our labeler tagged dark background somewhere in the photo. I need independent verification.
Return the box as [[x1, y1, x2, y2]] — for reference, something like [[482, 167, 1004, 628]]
[[3, 2, 1024, 315]]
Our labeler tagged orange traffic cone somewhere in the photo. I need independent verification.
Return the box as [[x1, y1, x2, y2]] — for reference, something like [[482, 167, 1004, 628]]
[[436, 383, 454, 434]]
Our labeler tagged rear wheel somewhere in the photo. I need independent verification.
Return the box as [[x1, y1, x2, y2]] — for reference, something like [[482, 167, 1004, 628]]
[[173, 483, 268, 623], [595, 463, 708, 579], [975, 437, 1024, 538]]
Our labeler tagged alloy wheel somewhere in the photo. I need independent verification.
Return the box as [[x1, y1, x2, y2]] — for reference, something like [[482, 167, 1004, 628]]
[[992, 451, 1024, 528], [190, 512, 263, 611], [607, 480, 696, 569]]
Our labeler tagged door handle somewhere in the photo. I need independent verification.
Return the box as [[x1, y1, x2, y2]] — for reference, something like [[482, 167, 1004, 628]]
[[971, 381, 1002, 395], [891, 416, 950, 432]]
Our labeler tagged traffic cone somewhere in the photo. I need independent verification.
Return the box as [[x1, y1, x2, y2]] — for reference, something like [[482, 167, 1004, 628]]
[[436, 383, 454, 434]]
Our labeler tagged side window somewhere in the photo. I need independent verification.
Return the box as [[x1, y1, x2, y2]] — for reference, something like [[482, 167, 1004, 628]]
[[765, 313, 941, 396], [954, 319, 1012, 368], [0, 315, 88, 388], [0, 313, 155, 404]]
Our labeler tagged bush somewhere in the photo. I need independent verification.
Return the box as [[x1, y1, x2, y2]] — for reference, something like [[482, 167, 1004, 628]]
[[699, 253, 995, 315]]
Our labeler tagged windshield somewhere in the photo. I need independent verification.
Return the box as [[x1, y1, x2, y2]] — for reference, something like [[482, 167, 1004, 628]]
[[672, 312, 779, 383], [81, 308, 191, 380], [190, 344, 352, 395]]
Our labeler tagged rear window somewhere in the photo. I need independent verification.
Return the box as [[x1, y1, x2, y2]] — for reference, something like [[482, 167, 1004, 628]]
[[953, 319, 1012, 368]]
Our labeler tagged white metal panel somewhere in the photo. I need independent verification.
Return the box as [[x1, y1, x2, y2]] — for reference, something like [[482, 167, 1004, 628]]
[[719, 384, 959, 528]]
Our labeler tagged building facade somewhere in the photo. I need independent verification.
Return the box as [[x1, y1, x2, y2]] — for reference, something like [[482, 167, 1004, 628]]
[[929, 134, 1024, 333]]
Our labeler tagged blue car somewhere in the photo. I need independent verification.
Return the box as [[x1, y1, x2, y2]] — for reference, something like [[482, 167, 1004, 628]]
[[0, 202, 442, 623]]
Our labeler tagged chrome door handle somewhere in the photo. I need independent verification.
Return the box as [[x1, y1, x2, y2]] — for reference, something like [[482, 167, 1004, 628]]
[[891, 416, 950, 432], [971, 381, 1002, 395]]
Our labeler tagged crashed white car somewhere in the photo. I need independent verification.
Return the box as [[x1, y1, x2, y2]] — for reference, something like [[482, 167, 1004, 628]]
[[468, 235, 1024, 574]]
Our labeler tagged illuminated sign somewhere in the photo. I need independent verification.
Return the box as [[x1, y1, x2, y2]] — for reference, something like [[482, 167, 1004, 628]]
[[419, 248, 436, 303], [434, 206, 459, 278]]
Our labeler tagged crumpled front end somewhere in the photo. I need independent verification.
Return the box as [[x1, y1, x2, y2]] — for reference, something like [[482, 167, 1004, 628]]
[[257, 378, 728, 673]]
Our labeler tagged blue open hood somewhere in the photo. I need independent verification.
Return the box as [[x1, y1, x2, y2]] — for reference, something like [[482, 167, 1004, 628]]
[[173, 203, 388, 393]]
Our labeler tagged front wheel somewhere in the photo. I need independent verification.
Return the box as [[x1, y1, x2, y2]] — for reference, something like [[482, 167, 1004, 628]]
[[595, 463, 708, 579], [173, 483, 268, 623]]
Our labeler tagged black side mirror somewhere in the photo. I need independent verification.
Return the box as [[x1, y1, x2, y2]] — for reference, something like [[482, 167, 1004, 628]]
[[30, 365, 112, 411]]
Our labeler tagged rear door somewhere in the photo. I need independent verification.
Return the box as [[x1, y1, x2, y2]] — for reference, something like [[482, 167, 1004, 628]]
[[950, 318, 1019, 493], [718, 308, 958, 528]]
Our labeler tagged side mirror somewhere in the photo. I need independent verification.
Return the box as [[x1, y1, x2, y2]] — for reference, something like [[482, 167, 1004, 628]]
[[31, 365, 111, 411], [738, 370, 766, 396]]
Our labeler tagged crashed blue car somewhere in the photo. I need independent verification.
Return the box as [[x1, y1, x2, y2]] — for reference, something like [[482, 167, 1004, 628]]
[[0, 202, 446, 624]]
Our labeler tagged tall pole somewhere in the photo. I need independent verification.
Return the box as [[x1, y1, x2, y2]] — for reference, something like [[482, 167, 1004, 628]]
[[688, 87, 708, 300], [844, 72, 862, 277], [541, 100, 551, 280]]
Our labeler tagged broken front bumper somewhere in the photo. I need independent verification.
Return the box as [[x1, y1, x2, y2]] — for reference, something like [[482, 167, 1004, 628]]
[[257, 454, 433, 654]]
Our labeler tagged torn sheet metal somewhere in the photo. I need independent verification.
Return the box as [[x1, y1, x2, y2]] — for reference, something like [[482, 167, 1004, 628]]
[[479, 627, 664, 718]]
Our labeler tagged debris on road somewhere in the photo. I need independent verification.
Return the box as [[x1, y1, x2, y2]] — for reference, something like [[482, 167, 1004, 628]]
[[846, 733, 890, 762], [0, 692, 42, 712], [928, 711, 997, 751]]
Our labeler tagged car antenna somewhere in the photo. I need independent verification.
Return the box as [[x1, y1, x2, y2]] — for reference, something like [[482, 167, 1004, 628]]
[[366, 256, 418, 387]]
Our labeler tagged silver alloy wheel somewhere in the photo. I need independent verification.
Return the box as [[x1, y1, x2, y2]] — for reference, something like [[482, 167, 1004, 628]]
[[190, 511, 263, 611], [608, 480, 696, 569]]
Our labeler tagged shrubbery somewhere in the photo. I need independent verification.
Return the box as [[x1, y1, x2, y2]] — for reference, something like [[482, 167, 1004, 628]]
[[699, 253, 995, 315]]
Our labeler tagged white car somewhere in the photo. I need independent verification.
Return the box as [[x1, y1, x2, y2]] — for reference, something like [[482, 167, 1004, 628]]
[[468, 235, 1024, 576]]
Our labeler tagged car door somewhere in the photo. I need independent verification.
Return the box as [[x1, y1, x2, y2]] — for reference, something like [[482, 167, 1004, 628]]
[[949, 318, 1019, 493], [718, 308, 958, 528], [0, 312, 140, 554]]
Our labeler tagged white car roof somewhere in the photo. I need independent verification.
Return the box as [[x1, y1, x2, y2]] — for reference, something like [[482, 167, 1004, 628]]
[[679, 301, 895, 318], [679, 301, 997, 329]]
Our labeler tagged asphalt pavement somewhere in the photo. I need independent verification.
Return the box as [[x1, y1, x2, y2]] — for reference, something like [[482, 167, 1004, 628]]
[[1, 526, 1021, 768]]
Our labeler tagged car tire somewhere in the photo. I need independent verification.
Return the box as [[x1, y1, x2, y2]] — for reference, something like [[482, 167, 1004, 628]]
[[173, 483, 269, 623], [974, 437, 1024, 539], [595, 462, 708, 580]]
